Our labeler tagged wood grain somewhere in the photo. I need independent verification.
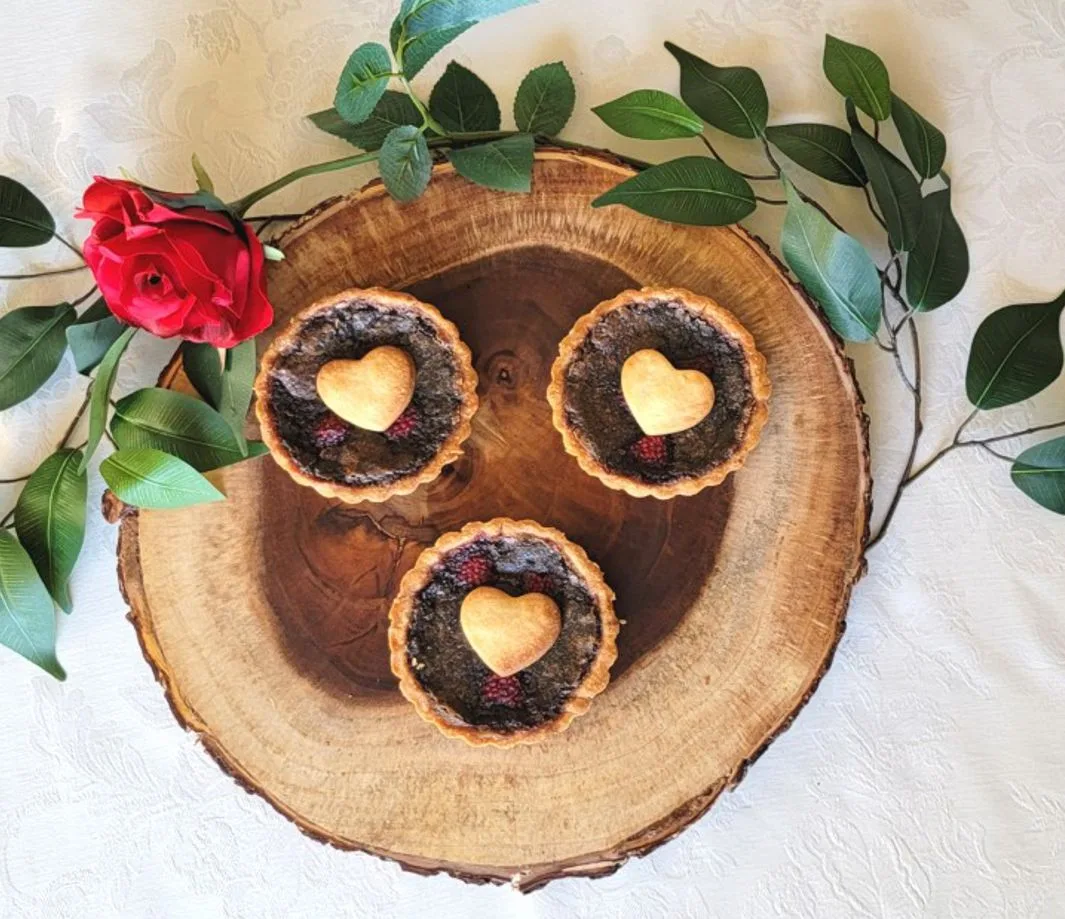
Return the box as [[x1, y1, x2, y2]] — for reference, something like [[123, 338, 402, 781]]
[[115, 149, 870, 891]]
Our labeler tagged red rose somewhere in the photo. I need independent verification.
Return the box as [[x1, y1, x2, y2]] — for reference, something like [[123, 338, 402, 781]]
[[76, 177, 273, 348]]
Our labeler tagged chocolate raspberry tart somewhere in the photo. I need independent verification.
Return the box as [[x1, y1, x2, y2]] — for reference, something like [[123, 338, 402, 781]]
[[388, 519, 619, 747], [254, 288, 478, 503], [547, 287, 770, 499]]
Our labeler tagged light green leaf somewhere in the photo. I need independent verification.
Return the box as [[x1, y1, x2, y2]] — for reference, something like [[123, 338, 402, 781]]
[[66, 298, 125, 375], [780, 181, 881, 342], [14, 449, 87, 613], [514, 62, 575, 135], [101, 448, 224, 510], [81, 326, 135, 472], [965, 293, 1065, 410], [1011, 437, 1065, 514], [905, 189, 969, 312], [0, 176, 55, 247], [398, 0, 534, 40], [429, 62, 501, 132], [592, 156, 756, 226], [891, 94, 946, 180], [448, 135, 534, 192], [218, 340, 256, 453], [592, 89, 703, 140], [850, 106, 922, 251], [392, 22, 473, 79], [262, 244, 285, 261], [308, 94, 424, 151], [0, 303, 76, 411], [823, 35, 891, 121], [110, 387, 246, 472], [333, 43, 394, 126], [764, 123, 866, 187], [0, 531, 64, 679], [378, 125, 432, 202], [191, 153, 215, 194], [664, 41, 768, 139]]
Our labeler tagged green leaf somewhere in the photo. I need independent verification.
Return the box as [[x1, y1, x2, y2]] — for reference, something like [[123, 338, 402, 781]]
[[823, 35, 891, 121], [448, 135, 534, 192], [398, 0, 534, 41], [514, 62, 575, 135], [965, 293, 1065, 410], [0, 531, 64, 679], [905, 189, 969, 312], [101, 448, 224, 510], [333, 43, 393, 126], [191, 153, 215, 194], [218, 340, 256, 453], [111, 387, 246, 472], [262, 244, 285, 261], [0, 176, 55, 248], [81, 326, 135, 472], [141, 187, 233, 216], [14, 449, 87, 613], [780, 181, 881, 342], [181, 341, 224, 408], [664, 41, 768, 139], [378, 125, 432, 202], [764, 123, 866, 187], [850, 108, 922, 251], [1011, 437, 1065, 514], [393, 22, 473, 79], [0, 303, 76, 411], [309, 94, 424, 152], [891, 94, 946, 180], [429, 62, 501, 132], [592, 89, 703, 140], [245, 441, 270, 459], [66, 299, 125, 375], [592, 156, 756, 226]]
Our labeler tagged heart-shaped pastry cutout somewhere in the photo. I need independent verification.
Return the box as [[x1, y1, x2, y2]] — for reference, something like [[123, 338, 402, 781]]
[[460, 586, 562, 677], [621, 349, 715, 436], [316, 346, 415, 432]]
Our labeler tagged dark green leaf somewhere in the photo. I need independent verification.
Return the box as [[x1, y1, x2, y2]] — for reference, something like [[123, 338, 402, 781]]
[[764, 123, 866, 187], [0, 303, 76, 411], [965, 293, 1065, 410], [218, 340, 256, 453], [448, 135, 534, 192], [1011, 437, 1065, 514], [181, 341, 224, 408], [664, 41, 768, 139], [101, 448, 224, 510], [398, 0, 534, 40], [393, 22, 473, 79], [0, 531, 64, 679], [141, 187, 233, 216], [191, 153, 215, 194], [245, 441, 270, 459], [81, 326, 135, 472], [429, 62, 501, 132], [850, 107, 922, 251], [309, 94, 423, 151], [823, 35, 891, 121], [333, 43, 393, 126], [111, 387, 246, 471], [14, 449, 87, 613], [0, 176, 55, 247], [378, 125, 432, 202], [905, 189, 969, 312], [891, 94, 946, 180], [592, 156, 756, 226], [592, 89, 703, 140], [780, 181, 881, 341], [514, 62, 575, 135], [66, 299, 125, 375]]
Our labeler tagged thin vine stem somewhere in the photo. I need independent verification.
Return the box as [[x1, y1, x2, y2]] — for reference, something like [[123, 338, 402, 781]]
[[53, 234, 84, 261], [974, 419, 1065, 444], [0, 264, 87, 281], [698, 135, 777, 180]]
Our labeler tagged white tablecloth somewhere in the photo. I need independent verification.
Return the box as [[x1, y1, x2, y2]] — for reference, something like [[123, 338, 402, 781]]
[[2, 0, 1064, 916]]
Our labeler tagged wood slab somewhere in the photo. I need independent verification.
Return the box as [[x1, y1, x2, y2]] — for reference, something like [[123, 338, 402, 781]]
[[115, 149, 870, 891]]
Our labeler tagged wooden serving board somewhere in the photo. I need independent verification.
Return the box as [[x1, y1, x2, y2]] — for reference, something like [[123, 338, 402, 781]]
[[115, 149, 870, 892]]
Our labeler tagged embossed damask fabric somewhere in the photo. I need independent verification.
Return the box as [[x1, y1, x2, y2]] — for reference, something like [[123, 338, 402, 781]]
[[2, 0, 1064, 916]]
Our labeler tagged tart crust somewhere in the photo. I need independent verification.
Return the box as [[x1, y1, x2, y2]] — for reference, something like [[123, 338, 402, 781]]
[[254, 287, 478, 504], [388, 518, 619, 748], [547, 287, 771, 500]]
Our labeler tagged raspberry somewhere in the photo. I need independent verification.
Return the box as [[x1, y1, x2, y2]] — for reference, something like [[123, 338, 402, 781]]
[[482, 674, 522, 707], [632, 434, 667, 465], [385, 407, 417, 440], [455, 554, 492, 587], [523, 571, 554, 595], [313, 412, 349, 447]]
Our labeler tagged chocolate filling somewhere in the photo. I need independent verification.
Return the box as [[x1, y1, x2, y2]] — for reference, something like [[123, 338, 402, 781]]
[[265, 298, 463, 486], [562, 298, 755, 484], [406, 536, 602, 731]]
